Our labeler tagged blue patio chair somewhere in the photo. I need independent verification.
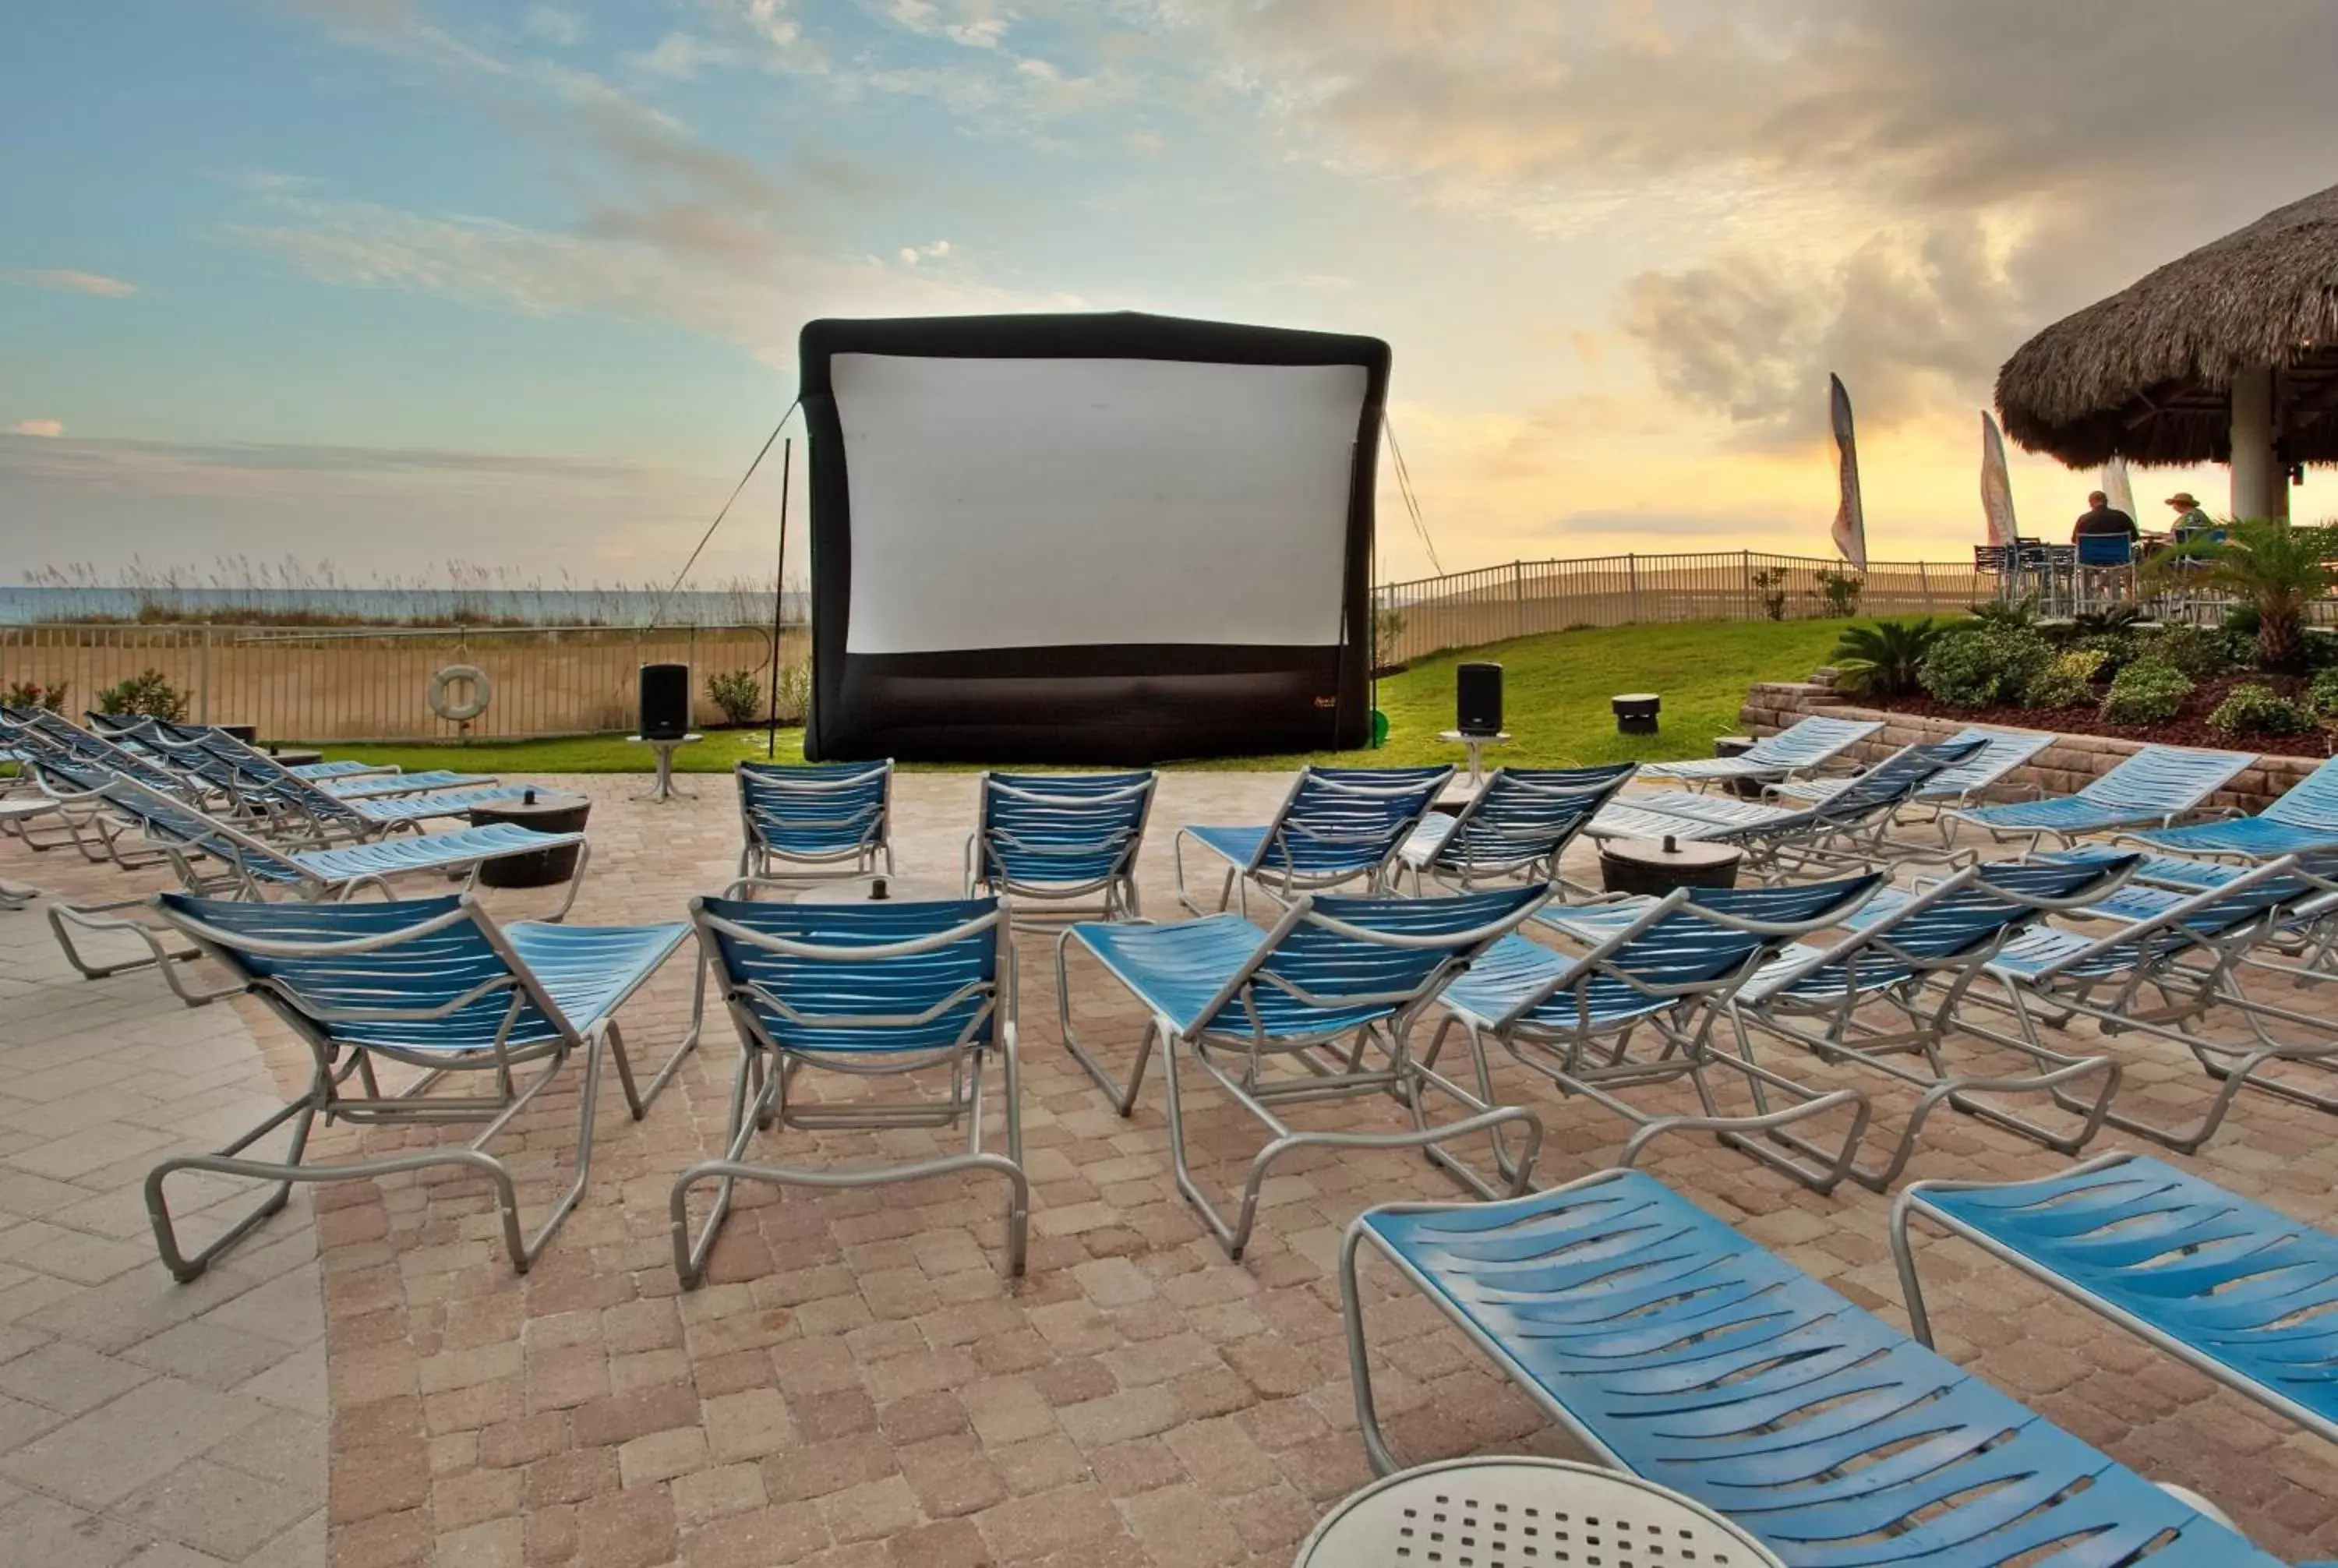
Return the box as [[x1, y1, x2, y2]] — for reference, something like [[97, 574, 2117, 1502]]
[[1893, 1151, 2338, 1446], [1766, 725, 2050, 813], [4, 707, 205, 806], [1057, 886, 1549, 1257], [1972, 854, 2338, 1152], [1340, 1167, 2307, 1566], [965, 769, 1157, 921], [1942, 742, 2255, 849], [1417, 875, 1883, 1195], [1173, 764, 1453, 915], [41, 774, 592, 989], [82, 712, 430, 789], [2076, 531, 2135, 569], [733, 760, 892, 886], [1590, 740, 1984, 878], [671, 895, 1024, 1284], [144, 892, 697, 1280], [2117, 754, 2338, 860], [1393, 763, 1633, 892], [1635, 714, 1881, 789], [1718, 856, 2139, 1191]]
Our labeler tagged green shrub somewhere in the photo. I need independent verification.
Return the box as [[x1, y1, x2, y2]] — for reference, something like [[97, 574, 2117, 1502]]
[[94, 668, 188, 721], [1812, 567, 1863, 617], [1946, 597, 2041, 636], [1919, 626, 2050, 707], [2207, 683, 2317, 737], [706, 668, 761, 726], [2072, 631, 2143, 677], [0, 680, 66, 712], [2138, 624, 2233, 680], [1748, 567, 1789, 622], [2023, 649, 2106, 709], [2310, 668, 2338, 716], [2098, 660, 2193, 726], [775, 662, 812, 722], [1829, 618, 1941, 698]]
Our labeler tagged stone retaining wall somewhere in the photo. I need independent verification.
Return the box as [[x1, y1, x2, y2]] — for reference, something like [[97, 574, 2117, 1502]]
[[1737, 680, 2324, 812]]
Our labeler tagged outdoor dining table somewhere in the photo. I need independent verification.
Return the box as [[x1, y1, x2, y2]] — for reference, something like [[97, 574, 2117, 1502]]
[[1295, 1456, 1785, 1567]]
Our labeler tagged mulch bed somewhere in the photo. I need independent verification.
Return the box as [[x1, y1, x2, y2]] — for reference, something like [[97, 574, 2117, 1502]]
[[1864, 673, 2338, 758]]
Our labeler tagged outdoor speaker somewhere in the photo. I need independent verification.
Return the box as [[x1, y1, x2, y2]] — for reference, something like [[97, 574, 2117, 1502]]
[[638, 663, 691, 740], [1456, 662, 1503, 736]]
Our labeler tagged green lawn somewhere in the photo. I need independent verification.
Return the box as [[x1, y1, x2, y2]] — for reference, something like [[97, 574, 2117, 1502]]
[[317, 619, 1849, 775]]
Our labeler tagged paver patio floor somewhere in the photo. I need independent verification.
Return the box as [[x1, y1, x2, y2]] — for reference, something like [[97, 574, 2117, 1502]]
[[5, 769, 2336, 1566]]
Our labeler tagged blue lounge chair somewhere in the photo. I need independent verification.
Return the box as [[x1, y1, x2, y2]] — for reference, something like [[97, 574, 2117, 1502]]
[[145, 892, 696, 1280], [87, 714, 402, 785], [4, 707, 205, 806], [1970, 855, 2338, 1152], [1419, 876, 1883, 1195], [1591, 740, 1983, 877], [1341, 1167, 2307, 1565], [2118, 754, 2338, 860], [1393, 763, 1633, 892], [320, 768, 501, 800], [672, 895, 1024, 1284], [1718, 856, 2139, 1191], [1893, 1151, 2338, 1446], [1636, 714, 1881, 789], [965, 769, 1157, 920], [1174, 764, 1453, 914], [1942, 743, 2254, 849], [42, 774, 592, 987], [1766, 725, 2050, 812], [1058, 887, 1549, 1257], [733, 760, 892, 885]]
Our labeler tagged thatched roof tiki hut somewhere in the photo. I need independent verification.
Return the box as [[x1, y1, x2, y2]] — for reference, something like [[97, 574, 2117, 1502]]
[[1996, 184, 2338, 521]]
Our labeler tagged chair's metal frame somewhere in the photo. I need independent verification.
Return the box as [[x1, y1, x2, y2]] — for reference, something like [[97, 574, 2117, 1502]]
[[1939, 743, 2254, 853], [733, 760, 894, 886], [963, 770, 1157, 926], [1633, 715, 1881, 793], [1891, 1150, 2338, 1446], [1416, 881, 1884, 1196], [1396, 764, 1632, 895], [1172, 765, 1453, 916], [144, 893, 698, 1280], [1057, 888, 1552, 1259], [1715, 860, 2138, 1192], [671, 894, 1026, 1284]]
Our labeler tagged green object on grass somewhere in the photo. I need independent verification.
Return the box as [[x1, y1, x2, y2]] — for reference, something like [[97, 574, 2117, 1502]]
[[1371, 709, 1390, 747]]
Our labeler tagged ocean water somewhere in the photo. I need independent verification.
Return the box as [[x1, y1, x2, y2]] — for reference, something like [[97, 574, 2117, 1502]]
[[0, 586, 811, 627]]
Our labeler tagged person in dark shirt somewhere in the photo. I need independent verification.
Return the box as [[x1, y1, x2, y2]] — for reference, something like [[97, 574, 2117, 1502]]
[[2071, 490, 2138, 542]]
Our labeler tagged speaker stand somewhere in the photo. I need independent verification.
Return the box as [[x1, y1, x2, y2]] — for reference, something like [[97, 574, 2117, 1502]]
[[1438, 728, 1512, 790], [630, 733, 703, 803]]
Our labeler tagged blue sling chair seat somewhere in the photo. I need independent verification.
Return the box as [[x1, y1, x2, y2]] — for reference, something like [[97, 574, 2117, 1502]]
[[1341, 1168, 2315, 1566], [1174, 764, 1453, 915], [1716, 856, 2140, 1192], [1636, 713, 1881, 789], [1418, 876, 1884, 1196], [1942, 743, 2254, 850], [671, 895, 1025, 1284], [1766, 725, 2052, 814], [965, 769, 1157, 922], [1057, 886, 1550, 1259], [1893, 1151, 2338, 1447], [732, 760, 893, 887], [319, 768, 500, 799], [2116, 753, 2338, 860], [1393, 762, 1633, 893], [37, 772, 592, 991], [1962, 854, 2338, 1153], [143, 892, 697, 1280], [86, 712, 403, 783]]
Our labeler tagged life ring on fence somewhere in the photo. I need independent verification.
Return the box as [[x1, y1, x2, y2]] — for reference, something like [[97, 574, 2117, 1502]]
[[427, 664, 493, 723]]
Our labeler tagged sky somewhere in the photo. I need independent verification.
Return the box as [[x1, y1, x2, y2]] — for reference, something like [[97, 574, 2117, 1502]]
[[5, 0, 2338, 592]]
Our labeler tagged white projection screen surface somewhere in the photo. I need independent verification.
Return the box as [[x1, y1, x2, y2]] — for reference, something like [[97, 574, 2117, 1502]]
[[800, 313, 1389, 765], [833, 355, 1365, 655]]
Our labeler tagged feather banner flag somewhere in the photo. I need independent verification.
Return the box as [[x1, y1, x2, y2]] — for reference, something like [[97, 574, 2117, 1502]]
[[1980, 410, 2018, 546], [2103, 457, 2138, 524], [1828, 373, 1867, 569]]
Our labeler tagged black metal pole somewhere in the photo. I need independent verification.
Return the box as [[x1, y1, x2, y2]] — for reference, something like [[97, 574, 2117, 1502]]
[[765, 437, 793, 759]]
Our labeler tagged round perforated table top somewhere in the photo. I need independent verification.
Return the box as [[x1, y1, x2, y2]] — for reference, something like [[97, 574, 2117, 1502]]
[[1294, 1457, 1783, 1568]]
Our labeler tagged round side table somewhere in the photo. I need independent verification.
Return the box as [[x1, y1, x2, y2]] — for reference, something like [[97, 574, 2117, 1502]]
[[468, 789, 591, 888], [1297, 1457, 1782, 1567], [1598, 834, 1743, 896], [790, 875, 966, 906]]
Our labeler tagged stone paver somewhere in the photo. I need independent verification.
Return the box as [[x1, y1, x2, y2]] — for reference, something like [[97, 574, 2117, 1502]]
[[5, 767, 2337, 1565]]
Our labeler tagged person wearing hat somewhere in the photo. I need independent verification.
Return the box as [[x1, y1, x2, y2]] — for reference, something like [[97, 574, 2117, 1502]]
[[2165, 491, 2214, 544]]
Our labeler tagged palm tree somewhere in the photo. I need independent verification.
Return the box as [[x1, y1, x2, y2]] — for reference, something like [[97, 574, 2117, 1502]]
[[1829, 617, 1942, 697], [2143, 517, 2338, 671]]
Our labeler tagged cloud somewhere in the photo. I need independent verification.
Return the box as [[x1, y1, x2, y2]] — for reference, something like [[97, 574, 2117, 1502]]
[[1554, 507, 1793, 539], [897, 239, 953, 267], [524, 6, 584, 46], [9, 420, 64, 438], [631, 33, 736, 80], [5, 269, 138, 297]]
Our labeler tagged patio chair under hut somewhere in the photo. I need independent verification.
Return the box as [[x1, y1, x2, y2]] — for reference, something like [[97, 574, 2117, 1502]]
[[1995, 182, 2338, 521]]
